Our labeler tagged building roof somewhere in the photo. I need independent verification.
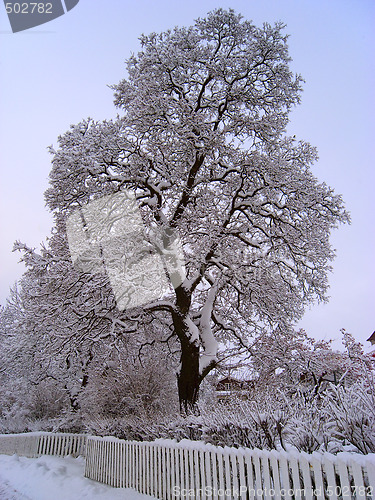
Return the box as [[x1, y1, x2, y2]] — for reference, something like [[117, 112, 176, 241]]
[[367, 331, 375, 345]]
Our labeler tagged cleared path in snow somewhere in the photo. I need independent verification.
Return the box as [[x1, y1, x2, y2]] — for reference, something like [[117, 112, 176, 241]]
[[0, 454, 156, 500]]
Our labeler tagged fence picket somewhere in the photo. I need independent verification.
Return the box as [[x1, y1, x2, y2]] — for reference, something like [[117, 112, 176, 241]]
[[96, 439, 101, 482], [230, 449, 239, 497], [311, 453, 325, 500], [117, 442, 121, 487], [261, 453, 273, 500], [322, 453, 338, 500], [336, 456, 352, 500], [162, 445, 167, 500], [223, 448, 232, 498], [157, 445, 163, 499], [217, 449, 225, 497], [269, 451, 282, 500], [179, 447, 185, 496], [211, 450, 219, 500], [121, 442, 125, 488], [53, 434, 58, 455], [244, 452, 255, 500], [187, 449, 195, 489], [114, 441, 118, 487], [204, 450, 212, 499], [299, 453, 313, 500], [142, 444, 146, 493], [199, 449, 206, 497], [173, 446, 180, 497], [135, 443, 139, 492], [252, 450, 264, 499], [145, 445, 150, 495], [351, 457, 365, 493], [56, 434, 62, 456], [289, 454, 302, 500], [194, 448, 201, 500]]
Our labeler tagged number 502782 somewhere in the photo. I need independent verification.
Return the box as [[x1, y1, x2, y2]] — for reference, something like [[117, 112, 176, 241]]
[[5, 3, 53, 14]]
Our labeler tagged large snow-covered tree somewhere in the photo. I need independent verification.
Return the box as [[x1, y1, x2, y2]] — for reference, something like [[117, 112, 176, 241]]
[[29, 9, 348, 412]]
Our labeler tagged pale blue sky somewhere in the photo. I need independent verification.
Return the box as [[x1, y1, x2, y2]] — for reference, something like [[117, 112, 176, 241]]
[[0, 0, 374, 348]]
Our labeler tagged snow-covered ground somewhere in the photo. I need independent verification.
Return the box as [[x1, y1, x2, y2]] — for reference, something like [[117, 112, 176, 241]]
[[0, 454, 156, 500]]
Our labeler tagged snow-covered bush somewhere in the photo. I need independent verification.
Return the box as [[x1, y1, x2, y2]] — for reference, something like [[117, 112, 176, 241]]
[[322, 381, 375, 454], [26, 381, 67, 420], [195, 399, 286, 450], [84, 415, 161, 441], [283, 396, 328, 453], [80, 353, 179, 420]]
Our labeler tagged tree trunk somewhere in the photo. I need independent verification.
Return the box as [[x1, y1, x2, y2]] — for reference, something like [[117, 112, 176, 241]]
[[68, 392, 80, 412], [177, 338, 200, 414], [173, 286, 208, 414], [65, 351, 92, 412]]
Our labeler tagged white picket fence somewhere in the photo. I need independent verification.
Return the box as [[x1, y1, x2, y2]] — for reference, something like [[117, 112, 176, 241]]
[[1, 432, 374, 498], [0, 432, 86, 458], [84, 436, 375, 499]]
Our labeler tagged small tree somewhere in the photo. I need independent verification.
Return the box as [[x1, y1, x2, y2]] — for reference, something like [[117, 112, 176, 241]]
[[20, 9, 349, 412], [247, 327, 359, 399]]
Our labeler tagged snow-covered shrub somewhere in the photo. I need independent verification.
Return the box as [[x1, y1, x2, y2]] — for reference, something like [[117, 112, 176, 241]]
[[283, 396, 327, 453], [0, 408, 31, 434], [158, 415, 204, 442], [84, 414, 170, 441], [0, 377, 33, 433], [50, 411, 86, 434], [196, 399, 284, 450], [26, 381, 67, 420], [80, 351, 179, 420], [148, 399, 288, 451], [322, 381, 375, 454]]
